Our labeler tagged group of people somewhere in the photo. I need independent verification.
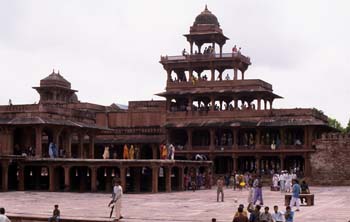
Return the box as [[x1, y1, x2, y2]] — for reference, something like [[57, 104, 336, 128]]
[[13, 144, 35, 157], [102, 144, 140, 160], [159, 144, 175, 160], [272, 171, 297, 193], [232, 204, 295, 222], [184, 171, 212, 191]]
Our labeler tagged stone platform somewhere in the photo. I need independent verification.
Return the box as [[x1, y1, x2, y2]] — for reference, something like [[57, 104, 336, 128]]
[[1, 186, 349, 222]]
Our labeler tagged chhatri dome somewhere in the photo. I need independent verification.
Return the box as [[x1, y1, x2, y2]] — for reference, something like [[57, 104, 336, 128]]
[[193, 5, 220, 26]]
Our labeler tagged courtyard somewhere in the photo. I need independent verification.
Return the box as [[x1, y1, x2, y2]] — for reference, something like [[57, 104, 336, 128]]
[[1, 186, 349, 222]]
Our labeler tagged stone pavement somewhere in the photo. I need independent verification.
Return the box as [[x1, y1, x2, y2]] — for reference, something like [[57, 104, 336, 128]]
[[1, 187, 350, 222]]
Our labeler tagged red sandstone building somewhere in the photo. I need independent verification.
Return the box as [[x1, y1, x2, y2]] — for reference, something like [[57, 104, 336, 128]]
[[0, 7, 332, 193]]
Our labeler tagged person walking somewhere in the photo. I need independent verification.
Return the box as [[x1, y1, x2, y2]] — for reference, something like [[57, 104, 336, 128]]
[[253, 175, 264, 205], [289, 179, 301, 211], [216, 176, 224, 202], [110, 179, 123, 221]]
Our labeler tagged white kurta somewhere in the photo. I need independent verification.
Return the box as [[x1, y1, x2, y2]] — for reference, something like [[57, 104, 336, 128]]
[[113, 185, 123, 219]]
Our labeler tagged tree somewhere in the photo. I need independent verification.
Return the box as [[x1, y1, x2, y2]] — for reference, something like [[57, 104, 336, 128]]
[[345, 119, 350, 133], [328, 117, 344, 132]]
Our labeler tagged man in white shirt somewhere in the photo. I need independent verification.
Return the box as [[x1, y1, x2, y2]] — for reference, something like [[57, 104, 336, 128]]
[[0, 208, 11, 222], [272, 205, 284, 222], [111, 180, 123, 221]]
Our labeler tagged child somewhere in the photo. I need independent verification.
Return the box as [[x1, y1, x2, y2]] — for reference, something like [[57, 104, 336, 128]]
[[48, 204, 60, 222]]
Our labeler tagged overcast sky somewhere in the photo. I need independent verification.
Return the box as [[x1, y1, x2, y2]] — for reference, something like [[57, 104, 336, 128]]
[[0, 0, 349, 126]]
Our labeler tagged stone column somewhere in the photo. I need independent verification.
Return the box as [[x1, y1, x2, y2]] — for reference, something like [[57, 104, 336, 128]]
[[264, 100, 267, 110], [279, 128, 285, 147], [269, 99, 273, 109], [152, 144, 158, 159], [241, 70, 245, 80], [35, 127, 42, 158], [49, 166, 55, 192], [233, 128, 238, 149], [187, 129, 193, 150], [152, 166, 159, 193], [190, 41, 193, 55], [209, 128, 215, 151], [167, 69, 172, 82], [89, 134, 95, 159], [178, 167, 184, 191], [79, 133, 84, 158], [233, 67, 238, 80], [66, 133, 72, 158], [210, 96, 215, 111], [256, 129, 261, 147], [280, 154, 285, 171], [18, 165, 24, 191], [134, 168, 141, 192], [304, 154, 311, 177], [303, 127, 308, 148], [233, 156, 238, 173], [64, 166, 70, 191], [257, 99, 261, 110], [1, 161, 9, 191], [255, 156, 261, 173], [119, 167, 126, 192], [165, 167, 172, 192], [91, 167, 97, 192], [211, 68, 215, 81]]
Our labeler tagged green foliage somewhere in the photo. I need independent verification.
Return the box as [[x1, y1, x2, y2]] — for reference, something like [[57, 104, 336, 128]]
[[328, 117, 344, 132], [345, 119, 350, 133]]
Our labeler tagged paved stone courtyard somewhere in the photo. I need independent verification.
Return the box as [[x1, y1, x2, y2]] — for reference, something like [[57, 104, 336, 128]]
[[1, 186, 350, 221]]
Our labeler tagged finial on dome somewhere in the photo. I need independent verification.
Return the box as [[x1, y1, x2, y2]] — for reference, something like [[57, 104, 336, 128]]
[[52, 69, 55, 74], [58, 70, 60, 75], [205, 4, 208, 10]]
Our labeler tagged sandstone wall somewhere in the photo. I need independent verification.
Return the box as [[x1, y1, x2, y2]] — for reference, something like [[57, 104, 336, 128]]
[[311, 133, 350, 185]]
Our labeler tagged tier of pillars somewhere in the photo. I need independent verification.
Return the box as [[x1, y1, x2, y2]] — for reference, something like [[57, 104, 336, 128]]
[[189, 41, 224, 57], [32, 127, 95, 159], [169, 97, 274, 112], [182, 126, 313, 150]]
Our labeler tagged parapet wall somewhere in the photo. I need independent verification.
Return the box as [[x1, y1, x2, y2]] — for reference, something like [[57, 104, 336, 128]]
[[311, 132, 350, 185]]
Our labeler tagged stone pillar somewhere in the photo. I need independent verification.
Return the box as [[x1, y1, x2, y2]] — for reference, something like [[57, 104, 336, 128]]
[[167, 69, 172, 82], [1, 161, 9, 191], [190, 41, 193, 55], [279, 128, 285, 146], [35, 127, 42, 158], [64, 166, 70, 191], [241, 70, 245, 80], [232, 156, 238, 173], [304, 154, 311, 177], [178, 167, 184, 191], [210, 96, 215, 111], [211, 68, 215, 81], [49, 166, 55, 192], [89, 134, 95, 159], [152, 144, 158, 159], [119, 167, 126, 192], [256, 129, 261, 146], [209, 128, 215, 151], [303, 127, 308, 148], [264, 100, 267, 110], [257, 99, 261, 110], [165, 167, 172, 192], [91, 167, 97, 192], [79, 133, 84, 158], [255, 156, 261, 173], [233, 67, 238, 80], [280, 155, 285, 171], [134, 168, 141, 192], [152, 166, 159, 193], [188, 96, 193, 111], [233, 128, 238, 149], [18, 165, 24, 191], [269, 100, 273, 109], [187, 129, 193, 150], [66, 133, 72, 158]]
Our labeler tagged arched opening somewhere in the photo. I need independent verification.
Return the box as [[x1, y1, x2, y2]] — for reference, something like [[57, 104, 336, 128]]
[[140, 144, 153, 159], [13, 127, 35, 156], [237, 156, 256, 173], [285, 156, 304, 175], [260, 128, 281, 147], [259, 156, 281, 175], [238, 129, 256, 148], [141, 167, 152, 192], [70, 166, 91, 192], [215, 129, 233, 147], [284, 128, 304, 146], [169, 129, 187, 150], [214, 156, 233, 174], [42, 128, 54, 158], [7, 162, 19, 190], [192, 130, 210, 146]]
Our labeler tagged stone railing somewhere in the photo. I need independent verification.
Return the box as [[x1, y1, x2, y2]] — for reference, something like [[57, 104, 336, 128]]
[[160, 52, 251, 64]]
